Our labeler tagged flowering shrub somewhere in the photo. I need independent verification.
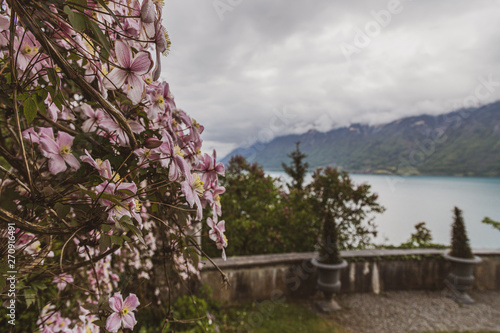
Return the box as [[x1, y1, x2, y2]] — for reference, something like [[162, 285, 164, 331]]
[[0, 0, 226, 331]]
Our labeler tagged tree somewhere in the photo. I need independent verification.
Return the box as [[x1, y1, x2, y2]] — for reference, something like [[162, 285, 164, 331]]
[[212, 155, 287, 255], [0, 1, 226, 331], [209, 156, 318, 256], [308, 167, 386, 250], [282, 141, 309, 191], [450, 207, 474, 259]]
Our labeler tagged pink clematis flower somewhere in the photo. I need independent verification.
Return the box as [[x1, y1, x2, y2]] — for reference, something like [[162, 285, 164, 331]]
[[203, 182, 225, 218], [181, 172, 204, 221], [207, 217, 228, 260], [39, 132, 80, 174], [53, 273, 74, 291], [199, 150, 225, 186], [79, 103, 105, 132], [103, 40, 152, 104], [80, 150, 115, 180], [100, 117, 145, 147], [105, 292, 140, 333], [22, 127, 54, 144]]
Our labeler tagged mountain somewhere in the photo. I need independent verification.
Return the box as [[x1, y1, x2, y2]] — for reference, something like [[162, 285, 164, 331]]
[[222, 101, 500, 177]]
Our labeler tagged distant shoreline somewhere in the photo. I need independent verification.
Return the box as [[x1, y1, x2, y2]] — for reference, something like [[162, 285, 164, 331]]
[[264, 169, 500, 179]]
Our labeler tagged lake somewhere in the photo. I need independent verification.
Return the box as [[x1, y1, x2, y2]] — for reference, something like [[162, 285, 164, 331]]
[[266, 172, 500, 249]]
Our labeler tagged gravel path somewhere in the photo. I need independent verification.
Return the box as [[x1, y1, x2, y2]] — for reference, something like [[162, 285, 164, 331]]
[[331, 290, 500, 333]]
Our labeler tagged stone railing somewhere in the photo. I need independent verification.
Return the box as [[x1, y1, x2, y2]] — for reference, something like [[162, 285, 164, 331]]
[[200, 249, 500, 302]]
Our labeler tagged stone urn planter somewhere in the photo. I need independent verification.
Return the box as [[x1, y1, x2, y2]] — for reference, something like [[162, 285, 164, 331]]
[[311, 258, 347, 299], [443, 251, 481, 304]]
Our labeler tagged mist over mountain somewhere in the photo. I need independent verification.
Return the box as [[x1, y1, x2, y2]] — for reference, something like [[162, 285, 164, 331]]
[[222, 101, 500, 177]]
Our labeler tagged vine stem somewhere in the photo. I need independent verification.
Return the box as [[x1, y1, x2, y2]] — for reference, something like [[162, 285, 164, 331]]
[[8, 4, 34, 193], [59, 226, 87, 273]]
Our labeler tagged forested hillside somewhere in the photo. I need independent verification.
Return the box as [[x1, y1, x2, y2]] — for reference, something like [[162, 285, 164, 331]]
[[223, 102, 500, 176]]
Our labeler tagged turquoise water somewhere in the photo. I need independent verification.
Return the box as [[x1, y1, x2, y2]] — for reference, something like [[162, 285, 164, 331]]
[[267, 172, 500, 249]]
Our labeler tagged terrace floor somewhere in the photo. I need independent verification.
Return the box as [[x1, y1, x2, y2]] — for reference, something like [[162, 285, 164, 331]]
[[325, 290, 500, 333]]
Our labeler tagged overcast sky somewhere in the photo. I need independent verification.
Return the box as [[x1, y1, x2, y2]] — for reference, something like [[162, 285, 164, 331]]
[[161, 0, 500, 158]]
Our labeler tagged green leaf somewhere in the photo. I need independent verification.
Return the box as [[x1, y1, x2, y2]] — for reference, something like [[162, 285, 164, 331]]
[[99, 234, 111, 253], [128, 223, 146, 246], [101, 224, 112, 233], [116, 188, 136, 197], [0, 263, 9, 274], [110, 235, 124, 246], [73, 0, 88, 7], [0, 276, 5, 291], [118, 215, 133, 225], [54, 203, 70, 219], [37, 88, 48, 101], [24, 288, 36, 308], [184, 247, 200, 268], [31, 281, 47, 290], [17, 93, 30, 101], [46, 69, 61, 98], [92, 320, 106, 328], [64, 6, 87, 32], [99, 192, 123, 206], [53, 93, 64, 111], [88, 20, 110, 59], [35, 95, 46, 116], [23, 97, 37, 124]]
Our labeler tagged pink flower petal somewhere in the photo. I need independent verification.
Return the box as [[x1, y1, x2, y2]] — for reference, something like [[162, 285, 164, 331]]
[[48, 155, 67, 174], [128, 120, 145, 134], [218, 220, 226, 233], [39, 136, 59, 155], [80, 149, 97, 167], [104, 68, 128, 91], [105, 312, 122, 332], [109, 292, 123, 313], [79, 103, 95, 118], [115, 40, 132, 68], [99, 118, 120, 132], [122, 312, 137, 329], [63, 153, 80, 170], [130, 51, 152, 75], [22, 128, 39, 144], [0, 15, 9, 30], [39, 127, 55, 139], [207, 217, 215, 229], [123, 294, 140, 311], [126, 74, 145, 104], [181, 180, 195, 207], [140, 0, 155, 23], [57, 132, 74, 148], [221, 248, 227, 261], [116, 182, 137, 194]]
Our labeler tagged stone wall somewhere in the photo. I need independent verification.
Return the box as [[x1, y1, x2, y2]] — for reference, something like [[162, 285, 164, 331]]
[[200, 249, 500, 302]]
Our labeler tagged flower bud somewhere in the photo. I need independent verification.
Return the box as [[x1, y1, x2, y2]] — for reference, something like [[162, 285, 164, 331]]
[[155, 26, 168, 54], [143, 137, 162, 149], [141, 0, 156, 23]]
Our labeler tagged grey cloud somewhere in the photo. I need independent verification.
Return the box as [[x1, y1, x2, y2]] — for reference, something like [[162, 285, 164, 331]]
[[161, 0, 500, 157]]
